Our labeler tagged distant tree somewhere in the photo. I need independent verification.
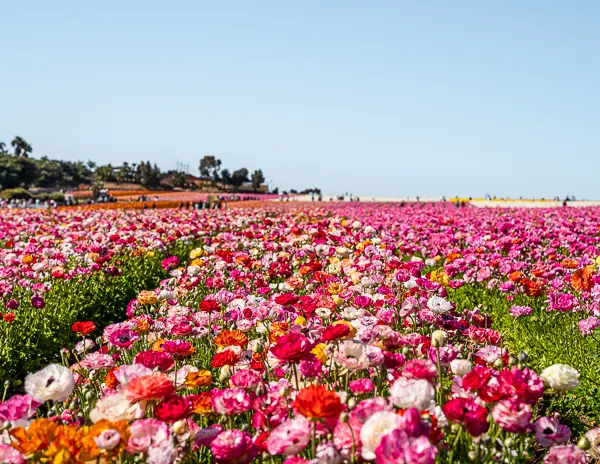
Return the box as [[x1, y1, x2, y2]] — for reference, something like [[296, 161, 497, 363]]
[[251, 169, 265, 192], [0, 154, 39, 188], [199, 156, 222, 184], [95, 165, 116, 182], [290, 189, 298, 194], [231, 168, 249, 192], [11, 136, 32, 157], [0, 142, 6, 154], [86, 160, 97, 171], [220, 168, 232, 186], [272, 187, 279, 195], [171, 171, 187, 188]]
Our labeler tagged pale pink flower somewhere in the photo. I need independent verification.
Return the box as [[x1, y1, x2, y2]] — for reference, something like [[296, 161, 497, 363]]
[[266, 417, 311, 455], [211, 389, 252, 415]]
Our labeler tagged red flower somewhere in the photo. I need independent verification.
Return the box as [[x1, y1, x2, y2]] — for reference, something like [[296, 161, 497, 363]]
[[163, 340, 195, 357], [155, 395, 191, 422], [322, 324, 350, 342], [294, 385, 344, 419], [71, 321, 96, 335], [274, 293, 300, 307], [211, 350, 240, 368], [497, 367, 544, 404], [462, 366, 493, 391], [3, 312, 15, 323], [442, 398, 489, 436], [134, 350, 175, 371], [199, 299, 219, 313], [270, 333, 314, 363]]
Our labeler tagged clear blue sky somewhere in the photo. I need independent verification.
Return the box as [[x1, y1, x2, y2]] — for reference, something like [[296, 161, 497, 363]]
[[1, 1, 599, 198]]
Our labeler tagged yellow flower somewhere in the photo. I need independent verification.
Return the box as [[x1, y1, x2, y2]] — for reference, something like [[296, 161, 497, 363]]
[[595, 256, 600, 267], [332, 295, 343, 306], [137, 290, 158, 305], [190, 258, 204, 267], [190, 248, 204, 259], [21, 255, 34, 265], [328, 282, 343, 295], [329, 257, 340, 264], [294, 316, 307, 325], [311, 343, 329, 362], [146, 251, 155, 258]]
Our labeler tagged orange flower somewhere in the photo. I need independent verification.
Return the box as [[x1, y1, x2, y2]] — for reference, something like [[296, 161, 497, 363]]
[[133, 318, 150, 334], [137, 290, 158, 305], [80, 419, 130, 460], [10, 418, 58, 455], [152, 339, 166, 352], [125, 373, 175, 402], [268, 322, 289, 344], [508, 271, 524, 282], [561, 259, 579, 269], [104, 367, 120, 389], [189, 392, 213, 415], [214, 330, 248, 349], [185, 370, 213, 389], [521, 278, 544, 297], [446, 253, 460, 263], [299, 265, 313, 276], [21, 255, 34, 265], [286, 277, 304, 289], [294, 385, 344, 420], [572, 266, 595, 292], [327, 282, 343, 295]]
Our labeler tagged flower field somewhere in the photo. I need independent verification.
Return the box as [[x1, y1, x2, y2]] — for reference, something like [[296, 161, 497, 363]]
[[2, 204, 600, 463]]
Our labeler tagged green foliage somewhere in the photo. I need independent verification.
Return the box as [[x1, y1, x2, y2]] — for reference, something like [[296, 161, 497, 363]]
[[0, 240, 199, 386], [0, 187, 33, 200]]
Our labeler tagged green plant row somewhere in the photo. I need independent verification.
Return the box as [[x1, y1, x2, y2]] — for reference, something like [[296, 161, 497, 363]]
[[0, 240, 199, 387]]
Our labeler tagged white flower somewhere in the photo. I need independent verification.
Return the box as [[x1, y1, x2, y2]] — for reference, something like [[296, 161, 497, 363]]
[[315, 307, 332, 318], [25, 364, 75, 402], [90, 392, 145, 423], [147, 439, 177, 464], [427, 296, 452, 314], [540, 364, 580, 391], [360, 411, 401, 460], [94, 429, 122, 450], [431, 330, 447, 348], [403, 276, 418, 289], [450, 359, 472, 376], [334, 340, 370, 371], [389, 377, 435, 411]]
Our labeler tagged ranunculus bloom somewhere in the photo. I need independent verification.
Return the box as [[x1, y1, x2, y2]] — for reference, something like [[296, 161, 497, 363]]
[[375, 429, 437, 464], [491, 398, 532, 433], [266, 417, 311, 455], [544, 444, 588, 464], [322, 324, 351, 342], [24, 364, 75, 403], [108, 329, 139, 349], [211, 350, 241, 368], [534, 417, 571, 446], [442, 398, 489, 436], [294, 385, 344, 420], [271, 333, 314, 363], [127, 418, 171, 453], [0, 394, 40, 427], [134, 350, 175, 372], [125, 373, 175, 402], [155, 395, 191, 422], [360, 411, 401, 461], [540, 364, 580, 391], [162, 340, 194, 357], [71, 321, 96, 334], [578, 316, 600, 336], [211, 389, 252, 415], [211, 430, 257, 464], [389, 377, 434, 411], [230, 369, 262, 390], [349, 378, 375, 395]]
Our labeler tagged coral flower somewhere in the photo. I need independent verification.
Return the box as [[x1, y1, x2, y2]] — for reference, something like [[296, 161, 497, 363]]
[[189, 392, 214, 415], [215, 329, 249, 349], [71, 321, 96, 335], [211, 350, 241, 368], [137, 290, 158, 305], [572, 266, 594, 292], [125, 373, 175, 402], [294, 385, 344, 420]]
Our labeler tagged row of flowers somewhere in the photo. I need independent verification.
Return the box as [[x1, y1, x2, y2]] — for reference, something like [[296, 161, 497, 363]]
[[1, 205, 600, 462]]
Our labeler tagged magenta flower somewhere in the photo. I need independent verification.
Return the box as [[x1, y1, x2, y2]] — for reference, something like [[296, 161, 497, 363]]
[[211, 430, 257, 464], [211, 388, 252, 415]]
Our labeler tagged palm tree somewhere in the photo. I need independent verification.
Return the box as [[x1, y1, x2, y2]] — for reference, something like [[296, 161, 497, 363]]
[[11, 136, 32, 157], [0, 142, 6, 154]]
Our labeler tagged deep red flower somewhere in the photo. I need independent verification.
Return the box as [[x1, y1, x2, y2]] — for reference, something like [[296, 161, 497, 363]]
[[462, 366, 493, 391], [497, 367, 544, 404], [155, 395, 191, 422], [199, 299, 219, 313], [274, 293, 300, 307], [442, 398, 489, 436], [71, 321, 96, 335]]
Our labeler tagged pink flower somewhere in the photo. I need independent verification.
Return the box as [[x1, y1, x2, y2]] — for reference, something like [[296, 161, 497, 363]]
[[375, 429, 437, 464], [230, 370, 262, 390], [127, 419, 171, 453], [211, 430, 257, 464], [194, 424, 223, 448], [349, 378, 375, 395], [548, 293, 575, 312], [108, 329, 139, 349], [509, 305, 533, 317], [349, 397, 391, 429], [578, 316, 600, 336], [534, 417, 571, 446], [80, 352, 115, 370], [544, 444, 588, 463], [0, 394, 40, 427], [491, 399, 532, 433], [0, 445, 26, 464], [299, 360, 322, 378], [211, 389, 252, 415], [402, 359, 437, 381], [266, 417, 311, 455]]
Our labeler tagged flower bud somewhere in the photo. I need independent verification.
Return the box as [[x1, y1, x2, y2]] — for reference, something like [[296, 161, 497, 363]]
[[518, 352, 529, 363], [431, 330, 446, 348], [172, 420, 188, 435], [577, 436, 591, 450], [219, 366, 232, 383]]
